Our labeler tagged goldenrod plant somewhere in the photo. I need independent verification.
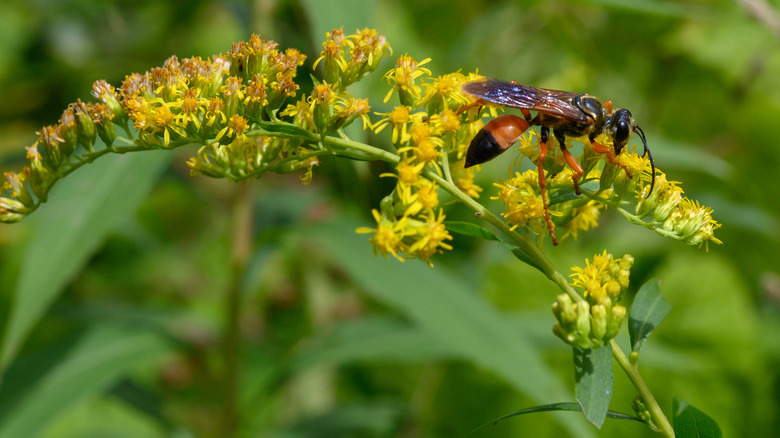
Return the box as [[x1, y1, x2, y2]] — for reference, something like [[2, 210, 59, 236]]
[[0, 29, 726, 437]]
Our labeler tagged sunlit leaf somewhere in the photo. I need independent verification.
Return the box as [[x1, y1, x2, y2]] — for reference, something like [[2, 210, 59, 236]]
[[574, 345, 614, 428], [673, 397, 723, 438], [445, 221, 500, 241], [629, 279, 672, 353]]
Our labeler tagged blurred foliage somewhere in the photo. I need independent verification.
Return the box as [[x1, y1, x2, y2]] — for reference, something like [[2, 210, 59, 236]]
[[0, 0, 779, 437]]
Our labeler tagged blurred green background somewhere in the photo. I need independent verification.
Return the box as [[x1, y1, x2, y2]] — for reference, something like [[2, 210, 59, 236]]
[[0, 0, 778, 437]]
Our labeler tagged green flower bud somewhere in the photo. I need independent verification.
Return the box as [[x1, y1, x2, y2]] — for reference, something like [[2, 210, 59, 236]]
[[91, 80, 126, 122], [27, 148, 48, 199], [605, 305, 626, 340], [59, 109, 78, 159], [574, 301, 591, 340], [653, 186, 682, 222], [635, 173, 665, 217], [96, 117, 116, 147], [599, 160, 620, 193], [73, 100, 96, 152], [590, 304, 608, 343], [3, 172, 33, 207]]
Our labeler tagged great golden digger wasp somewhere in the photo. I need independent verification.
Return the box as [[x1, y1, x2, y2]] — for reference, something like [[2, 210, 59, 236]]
[[461, 78, 655, 245]]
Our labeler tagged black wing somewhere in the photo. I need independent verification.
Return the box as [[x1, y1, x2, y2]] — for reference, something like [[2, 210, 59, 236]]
[[462, 78, 590, 124]]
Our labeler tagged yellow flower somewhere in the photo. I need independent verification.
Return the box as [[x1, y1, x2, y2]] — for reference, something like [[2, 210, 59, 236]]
[[452, 164, 482, 199], [418, 72, 471, 113], [356, 209, 412, 262], [492, 170, 559, 235], [407, 209, 453, 266], [562, 200, 603, 241], [394, 158, 425, 186], [373, 106, 426, 144], [570, 251, 632, 306], [383, 55, 431, 105]]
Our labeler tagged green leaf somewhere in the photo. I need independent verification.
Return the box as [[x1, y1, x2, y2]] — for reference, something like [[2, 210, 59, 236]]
[[507, 244, 545, 274], [444, 221, 499, 241], [271, 403, 403, 438], [574, 345, 614, 428], [311, 220, 595, 438], [467, 402, 642, 436], [293, 317, 458, 369], [629, 279, 672, 353], [673, 397, 723, 438], [0, 324, 172, 438], [0, 151, 170, 376]]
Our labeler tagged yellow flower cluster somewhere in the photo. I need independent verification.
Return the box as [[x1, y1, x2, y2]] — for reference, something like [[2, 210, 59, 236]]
[[492, 169, 554, 236], [635, 171, 722, 249], [552, 251, 633, 349], [359, 56, 493, 265]]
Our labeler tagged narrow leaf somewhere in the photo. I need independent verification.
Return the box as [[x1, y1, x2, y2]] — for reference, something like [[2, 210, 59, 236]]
[[673, 397, 723, 438], [629, 279, 672, 353], [507, 244, 545, 274], [312, 220, 594, 437], [0, 151, 170, 375], [467, 402, 643, 436], [574, 344, 614, 428], [0, 324, 172, 438], [444, 221, 500, 241]]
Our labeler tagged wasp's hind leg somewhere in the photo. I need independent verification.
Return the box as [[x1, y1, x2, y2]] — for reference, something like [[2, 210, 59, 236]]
[[538, 127, 559, 246], [554, 129, 584, 195]]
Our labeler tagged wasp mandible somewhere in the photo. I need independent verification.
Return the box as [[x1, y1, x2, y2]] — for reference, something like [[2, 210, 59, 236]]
[[461, 78, 655, 245]]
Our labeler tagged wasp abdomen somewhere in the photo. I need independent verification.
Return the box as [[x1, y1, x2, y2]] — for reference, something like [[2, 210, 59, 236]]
[[465, 114, 530, 168]]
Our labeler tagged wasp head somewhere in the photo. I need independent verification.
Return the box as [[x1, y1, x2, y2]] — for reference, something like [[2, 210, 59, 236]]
[[607, 109, 656, 197], [608, 109, 633, 154]]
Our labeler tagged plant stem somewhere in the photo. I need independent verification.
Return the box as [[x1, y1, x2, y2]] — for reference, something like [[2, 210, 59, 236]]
[[222, 182, 253, 437], [610, 340, 675, 437], [424, 170, 583, 303]]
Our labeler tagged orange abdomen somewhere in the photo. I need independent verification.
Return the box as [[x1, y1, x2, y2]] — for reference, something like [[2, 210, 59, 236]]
[[465, 114, 530, 168]]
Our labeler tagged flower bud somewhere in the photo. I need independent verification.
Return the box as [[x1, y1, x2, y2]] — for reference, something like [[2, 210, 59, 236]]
[[59, 109, 79, 158], [653, 185, 682, 222], [91, 80, 126, 122], [574, 301, 592, 339], [635, 173, 666, 217], [37, 124, 67, 168], [599, 159, 620, 193], [0, 197, 27, 223], [590, 304, 608, 343], [4, 172, 33, 207], [26, 147, 48, 198], [605, 304, 626, 340]]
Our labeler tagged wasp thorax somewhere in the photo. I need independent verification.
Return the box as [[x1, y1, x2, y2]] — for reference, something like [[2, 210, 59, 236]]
[[608, 109, 634, 154], [579, 96, 606, 132]]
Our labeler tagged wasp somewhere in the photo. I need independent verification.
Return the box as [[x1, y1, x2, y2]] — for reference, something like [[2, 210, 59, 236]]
[[461, 78, 655, 245]]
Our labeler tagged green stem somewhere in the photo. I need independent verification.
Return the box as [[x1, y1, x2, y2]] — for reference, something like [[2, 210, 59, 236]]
[[610, 340, 675, 437], [222, 182, 253, 437], [423, 169, 582, 303]]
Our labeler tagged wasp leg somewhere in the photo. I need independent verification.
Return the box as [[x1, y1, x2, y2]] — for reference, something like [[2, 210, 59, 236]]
[[455, 100, 484, 117], [591, 139, 633, 179], [603, 100, 613, 115], [554, 129, 583, 195], [538, 127, 559, 246]]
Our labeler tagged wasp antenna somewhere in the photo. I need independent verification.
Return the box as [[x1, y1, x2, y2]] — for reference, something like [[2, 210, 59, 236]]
[[632, 125, 655, 197]]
